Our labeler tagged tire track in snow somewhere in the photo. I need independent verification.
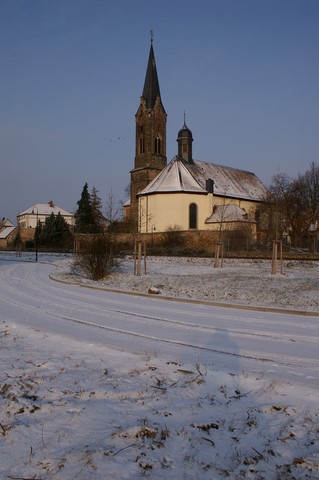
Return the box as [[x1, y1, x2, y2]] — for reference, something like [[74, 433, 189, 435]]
[[1, 261, 319, 386], [46, 310, 319, 374], [1, 273, 316, 348]]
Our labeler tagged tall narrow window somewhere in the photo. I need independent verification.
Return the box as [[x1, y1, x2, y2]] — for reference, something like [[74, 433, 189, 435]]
[[155, 136, 161, 154], [139, 136, 144, 154], [189, 203, 197, 229]]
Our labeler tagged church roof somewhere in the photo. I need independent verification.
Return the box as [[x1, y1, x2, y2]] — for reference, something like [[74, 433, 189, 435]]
[[138, 156, 268, 202], [142, 43, 163, 110], [138, 156, 207, 195], [189, 160, 268, 201]]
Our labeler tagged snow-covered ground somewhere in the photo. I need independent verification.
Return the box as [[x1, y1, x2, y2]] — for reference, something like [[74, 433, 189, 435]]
[[58, 254, 319, 313], [0, 252, 319, 479]]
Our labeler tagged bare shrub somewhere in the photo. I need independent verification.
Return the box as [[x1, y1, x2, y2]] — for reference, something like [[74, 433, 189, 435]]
[[163, 225, 184, 248], [222, 225, 254, 252], [75, 235, 114, 281]]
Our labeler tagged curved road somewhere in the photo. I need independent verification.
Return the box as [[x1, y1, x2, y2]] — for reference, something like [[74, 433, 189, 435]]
[[1, 260, 318, 388]]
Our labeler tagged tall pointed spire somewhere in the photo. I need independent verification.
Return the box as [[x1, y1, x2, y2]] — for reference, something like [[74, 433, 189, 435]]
[[142, 41, 162, 110]]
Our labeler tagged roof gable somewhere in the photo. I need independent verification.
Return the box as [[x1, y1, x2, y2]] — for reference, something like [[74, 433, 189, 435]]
[[0, 218, 14, 228], [138, 156, 207, 195], [19, 203, 73, 217], [206, 204, 253, 224]]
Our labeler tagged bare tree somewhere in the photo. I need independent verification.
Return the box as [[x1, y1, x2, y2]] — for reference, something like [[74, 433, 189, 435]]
[[268, 171, 293, 242], [293, 162, 319, 225], [124, 183, 131, 199], [261, 164, 319, 249], [105, 189, 120, 225]]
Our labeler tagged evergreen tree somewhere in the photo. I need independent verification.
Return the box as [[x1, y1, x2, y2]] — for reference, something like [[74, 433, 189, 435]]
[[34, 220, 42, 248], [54, 212, 74, 247], [40, 212, 73, 249], [40, 213, 55, 245], [74, 183, 97, 233], [91, 186, 104, 232]]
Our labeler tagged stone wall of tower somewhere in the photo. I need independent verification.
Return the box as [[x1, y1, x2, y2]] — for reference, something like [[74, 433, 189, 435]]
[[134, 97, 167, 169], [130, 96, 167, 227]]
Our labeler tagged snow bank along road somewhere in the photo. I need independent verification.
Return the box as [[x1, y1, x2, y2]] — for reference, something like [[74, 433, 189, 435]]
[[1, 261, 318, 389]]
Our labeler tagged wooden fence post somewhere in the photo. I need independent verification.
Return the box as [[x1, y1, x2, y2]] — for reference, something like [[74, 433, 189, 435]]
[[134, 239, 147, 276], [272, 240, 277, 274], [214, 243, 219, 268], [272, 240, 283, 274]]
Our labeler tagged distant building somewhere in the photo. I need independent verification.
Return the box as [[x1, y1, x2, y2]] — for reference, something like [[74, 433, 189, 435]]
[[0, 218, 17, 248], [125, 41, 268, 237], [0, 218, 14, 229], [17, 201, 74, 229]]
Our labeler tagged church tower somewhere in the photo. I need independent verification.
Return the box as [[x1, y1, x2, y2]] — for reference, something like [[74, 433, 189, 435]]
[[130, 40, 167, 228]]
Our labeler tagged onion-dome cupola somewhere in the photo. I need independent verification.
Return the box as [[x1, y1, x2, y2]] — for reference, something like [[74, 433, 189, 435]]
[[177, 113, 193, 164]]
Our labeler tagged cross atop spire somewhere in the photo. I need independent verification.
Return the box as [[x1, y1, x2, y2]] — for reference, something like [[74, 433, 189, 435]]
[[150, 29, 154, 44]]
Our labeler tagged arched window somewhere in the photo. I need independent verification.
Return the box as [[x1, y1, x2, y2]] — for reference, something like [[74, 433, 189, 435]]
[[139, 136, 144, 154], [155, 136, 161, 154], [189, 203, 197, 229]]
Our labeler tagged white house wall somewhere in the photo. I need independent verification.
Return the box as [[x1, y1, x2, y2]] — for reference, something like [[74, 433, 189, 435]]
[[18, 213, 74, 229]]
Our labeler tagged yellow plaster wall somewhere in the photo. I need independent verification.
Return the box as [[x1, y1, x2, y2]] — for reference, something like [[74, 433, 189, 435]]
[[139, 193, 210, 232], [138, 192, 260, 233]]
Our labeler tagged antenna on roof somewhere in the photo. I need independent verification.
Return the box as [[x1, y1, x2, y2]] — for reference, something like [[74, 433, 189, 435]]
[[150, 29, 154, 44], [184, 110, 186, 126]]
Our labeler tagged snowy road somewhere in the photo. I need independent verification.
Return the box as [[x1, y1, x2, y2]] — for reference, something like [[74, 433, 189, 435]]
[[1, 260, 319, 388]]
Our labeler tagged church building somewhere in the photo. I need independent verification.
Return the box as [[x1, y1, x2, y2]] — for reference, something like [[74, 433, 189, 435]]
[[126, 41, 268, 237]]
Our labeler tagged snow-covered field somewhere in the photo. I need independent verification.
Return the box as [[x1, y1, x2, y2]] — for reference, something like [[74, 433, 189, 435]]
[[0, 252, 319, 479], [60, 254, 319, 313]]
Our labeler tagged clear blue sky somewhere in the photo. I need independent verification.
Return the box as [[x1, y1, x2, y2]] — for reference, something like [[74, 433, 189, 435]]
[[1, 0, 318, 222]]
